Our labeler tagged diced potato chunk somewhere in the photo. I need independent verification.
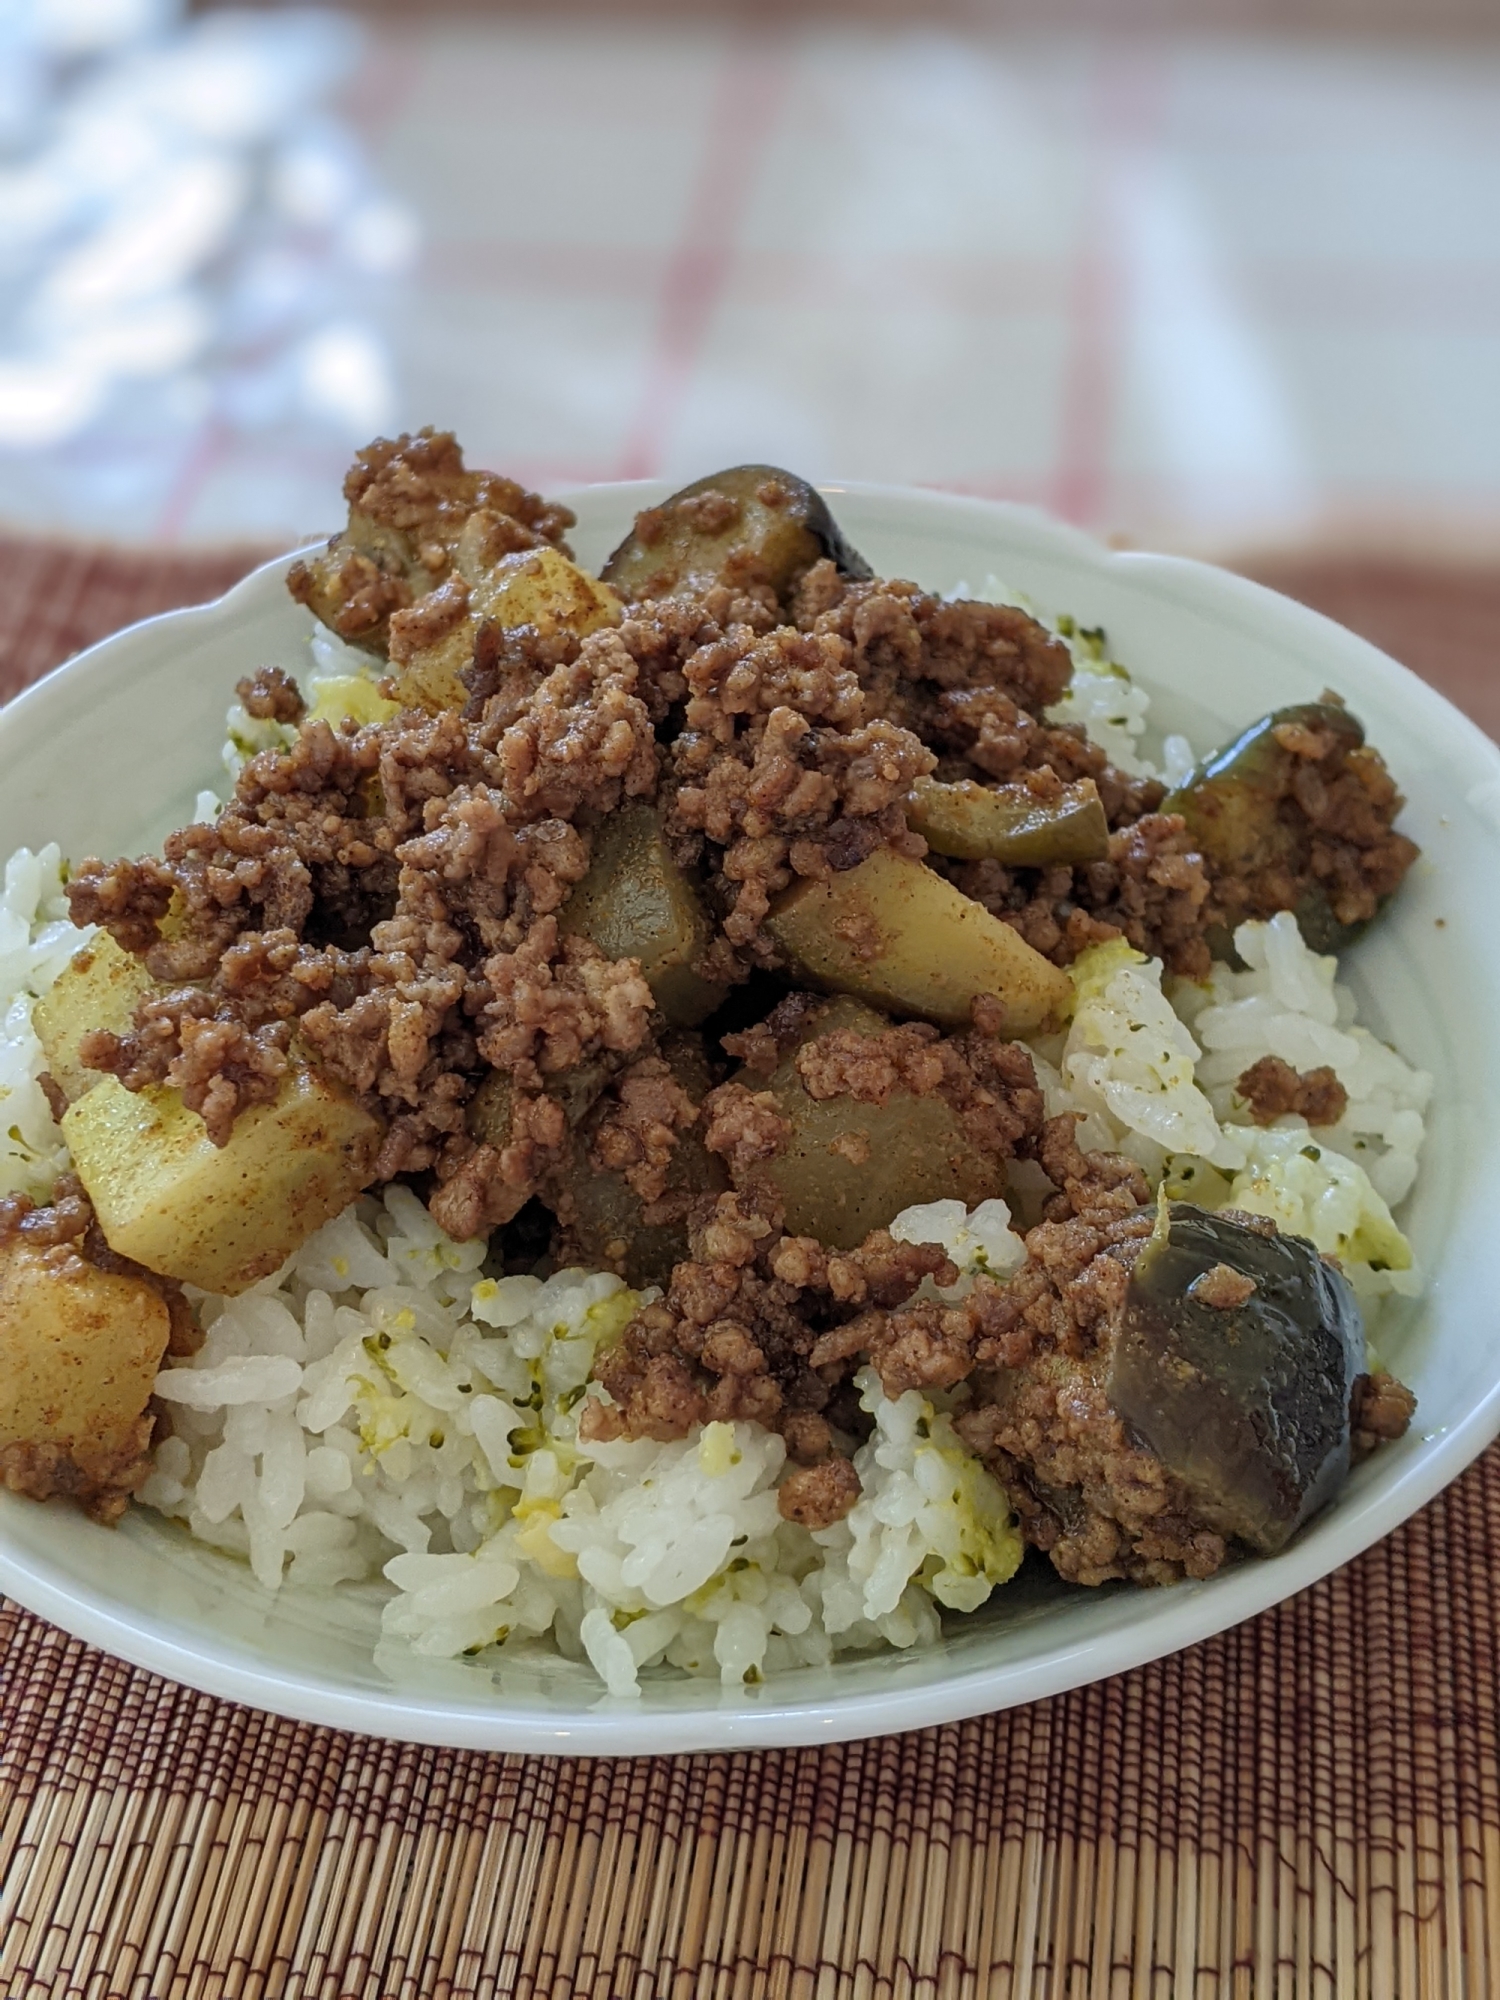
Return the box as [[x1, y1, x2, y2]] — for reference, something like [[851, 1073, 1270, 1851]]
[[559, 804, 725, 1027], [33, 933, 155, 1105], [907, 776, 1109, 866], [0, 1239, 170, 1520], [63, 1063, 383, 1295], [765, 845, 1072, 1033], [394, 546, 623, 712], [746, 997, 1004, 1249]]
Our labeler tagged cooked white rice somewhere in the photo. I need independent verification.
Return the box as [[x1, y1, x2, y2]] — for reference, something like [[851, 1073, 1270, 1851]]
[[0, 845, 92, 1200], [143, 1187, 1023, 1693], [1031, 916, 1429, 1304], [964, 573, 1196, 785]]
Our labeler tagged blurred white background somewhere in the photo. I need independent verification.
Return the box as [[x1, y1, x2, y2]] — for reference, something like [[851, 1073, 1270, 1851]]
[[0, 0, 1497, 561]]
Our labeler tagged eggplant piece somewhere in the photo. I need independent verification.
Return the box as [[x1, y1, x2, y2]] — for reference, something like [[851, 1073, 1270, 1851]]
[[558, 804, 726, 1027], [560, 1036, 727, 1288], [765, 844, 1073, 1033], [600, 465, 871, 605], [287, 511, 432, 659], [466, 1054, 616, 1152], [1162, 702, 1373, 953], [1110, 1201, 1365, 1554], [743, 995, 1006, 1250], [907, 776, 1110, 866]]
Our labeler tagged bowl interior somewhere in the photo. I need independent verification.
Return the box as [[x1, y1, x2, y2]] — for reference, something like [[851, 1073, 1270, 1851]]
[[2, 484, 1497, 1753]]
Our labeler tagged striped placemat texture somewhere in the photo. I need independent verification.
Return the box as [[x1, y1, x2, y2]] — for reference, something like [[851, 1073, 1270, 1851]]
[[1, 532, 1496, 1998]]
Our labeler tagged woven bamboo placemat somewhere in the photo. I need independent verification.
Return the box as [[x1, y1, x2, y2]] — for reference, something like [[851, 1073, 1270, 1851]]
[[1, 533, 1497, 1998]]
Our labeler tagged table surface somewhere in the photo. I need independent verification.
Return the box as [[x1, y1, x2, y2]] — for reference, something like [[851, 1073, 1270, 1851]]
[[2, 17, 1499, 568]]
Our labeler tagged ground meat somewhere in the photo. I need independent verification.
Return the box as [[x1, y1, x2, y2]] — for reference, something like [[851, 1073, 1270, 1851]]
[[339, 428, 574, 558], [588, 1053, 702, 1203], [427, 1086, 571, 1240], [387, 573, 470, 663], [778, 1454, 861, 1527], [475, 918, 654, 1093], [286, 430, 574, 651], [1204, 710, 1419, 936], [491, 633, 659, 824], [665, 621, 933, 954], [236, 666, 305, 724], [1188, 1263, 1258, 1309], [633, 487, 743, 547], [79, 996, 292, 1146], [788, 1018, 1045, 1165], [0, 1176, 93, 1249], [590, 1189, 954, 1444], [956, 1380, 1229, 1587], [1350, 1371, 1418, 1459], [950, 813, 1215, 979], [65, 852, 178, 956], [460, 621, 584, 726], [0, 1434, 157, 1527], [795, 568, 1072, 717], [701, 1082, 792, 1183], [1235, 1055, 1349, 1127]]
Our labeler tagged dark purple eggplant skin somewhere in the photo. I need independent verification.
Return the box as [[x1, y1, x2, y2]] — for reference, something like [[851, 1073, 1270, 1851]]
[[1110, 1201, 1365, 1555], [601, 465, 872, 605]]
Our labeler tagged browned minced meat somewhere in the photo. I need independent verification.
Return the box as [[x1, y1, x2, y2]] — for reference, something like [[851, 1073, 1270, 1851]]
[[286, 429, 574, 647], [80, 996, 292, 1148], [936, 1118, 1420, 1586], [793, 566, 1162, 821], [1188, 1263, 1258, 1309], [588, 1053, 702, 1204], [700, 1082, 792, 1185], [1350, 1371, 1418, 1460], [778, 1455, 861, 1528], [634, 486, 744, 545], [0, 1435, 156, 1528], [1235, 1055, 1349, 1128], [67, 639, 661, 1191], [585, 1185, 956, 1445], [387, 572, 470, 662], [950, 812, 1215, 980], [1209, 710, 1419, 935], [69, 453, 1420, 1374], [664, 619, 935, 955], [236, 666, 305, 724], [346, 428, 574, 553]]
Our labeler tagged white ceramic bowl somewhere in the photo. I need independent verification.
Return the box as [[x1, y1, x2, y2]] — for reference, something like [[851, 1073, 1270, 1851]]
[[2, 483, 1497, 1756]]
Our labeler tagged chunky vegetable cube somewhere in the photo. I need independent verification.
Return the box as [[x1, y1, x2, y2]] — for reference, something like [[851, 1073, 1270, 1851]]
[[601, 464, 871, 605], [394, 546, 622, 712], [765, 845, 1072, 1032], [748, 996, 1006, 1249], [0, 1239, 170, 1522], [559, 805, 725, 1027], [1110, 1200, 1365, 1553], [907, 776, 1109, 866], [63, 1063, 383, 1295], [289, 510, 427, 658], [33, 933, 155, 1105]]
